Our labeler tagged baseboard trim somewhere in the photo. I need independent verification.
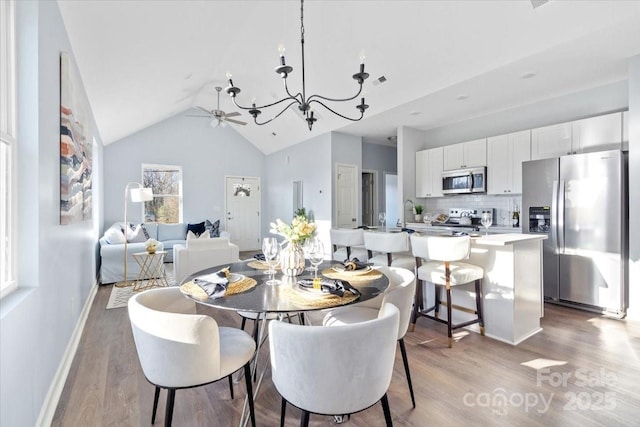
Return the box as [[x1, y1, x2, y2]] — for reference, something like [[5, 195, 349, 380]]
[[36, 280, 99, 427]]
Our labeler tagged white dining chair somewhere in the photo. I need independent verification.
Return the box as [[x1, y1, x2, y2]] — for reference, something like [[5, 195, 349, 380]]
[[329, 228, 368, 261], [323, 266, 417, 408], [363, 230, 415, 270], [269, 303, 400, 426], [128, 287, 256, 427], [410, 234, 485, 347]]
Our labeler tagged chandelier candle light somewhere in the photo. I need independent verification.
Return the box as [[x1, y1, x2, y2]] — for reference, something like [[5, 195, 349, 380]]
[[225, 0, 369, 130]]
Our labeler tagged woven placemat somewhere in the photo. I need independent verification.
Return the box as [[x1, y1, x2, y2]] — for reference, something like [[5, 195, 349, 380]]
[[180, 276, 258, 301], [321, 267, 383, 282], [281, 286, 359, 309], [247, 260, 280, 270]]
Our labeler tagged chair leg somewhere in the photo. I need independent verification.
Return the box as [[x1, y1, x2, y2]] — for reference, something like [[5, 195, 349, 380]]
[[398, 338, 416, 408], [410, 279, 422, 331], [446, 287, 453, 348], [300, 410, 310, 427], [228, 375, 234, 399], [243, 363, 256, 427], [434, 285, 441, 317], [381, 393, 393, 427], [475, 279, 485, 335], [151, 386, 161, 424], [280, 398, 287, 427], [164, 388, 175, 427], [240, 316, 247, 331]]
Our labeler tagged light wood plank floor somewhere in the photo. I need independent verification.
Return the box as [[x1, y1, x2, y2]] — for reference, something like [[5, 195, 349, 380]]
[[53, 282, 640, 426]]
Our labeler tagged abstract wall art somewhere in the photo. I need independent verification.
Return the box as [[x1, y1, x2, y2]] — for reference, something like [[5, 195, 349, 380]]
[[60, 52, 92, 224]]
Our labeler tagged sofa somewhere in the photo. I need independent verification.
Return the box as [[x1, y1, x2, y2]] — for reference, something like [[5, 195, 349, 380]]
[[99, 221, 230, 284]]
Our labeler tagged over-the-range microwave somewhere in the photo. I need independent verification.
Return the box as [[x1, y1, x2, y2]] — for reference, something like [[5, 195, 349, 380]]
[[441, 167, 486, 195]]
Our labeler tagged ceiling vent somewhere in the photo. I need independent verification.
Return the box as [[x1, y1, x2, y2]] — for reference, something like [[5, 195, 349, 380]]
[[530, 0, 549, 9], [372, 76, 388, 87]]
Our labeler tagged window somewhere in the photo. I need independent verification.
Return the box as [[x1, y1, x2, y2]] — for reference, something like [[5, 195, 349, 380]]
[[142, 164, 182, 223], [1, 0, 17, 299]]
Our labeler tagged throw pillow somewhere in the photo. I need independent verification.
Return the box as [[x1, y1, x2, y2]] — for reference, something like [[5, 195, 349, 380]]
[[104, 227, 125, 244], [187, 221, 206, 237], [126, 224, 147, 243], [187, 230, 211, 240], [205, 219, 220, 238]]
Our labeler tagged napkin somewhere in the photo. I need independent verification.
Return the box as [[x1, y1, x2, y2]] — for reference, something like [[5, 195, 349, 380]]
[[401, 227, 416, 234], [253, 253, 266, 261], [192, 269, 230, 299], [342, 258, 371, 271], [297, 278, 360, 297]]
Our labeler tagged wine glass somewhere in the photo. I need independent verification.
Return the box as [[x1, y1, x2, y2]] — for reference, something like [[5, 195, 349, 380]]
[[481, 212, 493, 236], [262, 237, 280, 284], [306, 238, 325, 279], [378, 212, 386, 229], [302, 238, 316, 271]]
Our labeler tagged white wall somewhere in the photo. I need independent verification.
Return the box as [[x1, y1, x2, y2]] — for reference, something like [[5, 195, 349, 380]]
[[397, 126, 426, 223], [0, 2, 103, 426], [102, 113, 265, 228]]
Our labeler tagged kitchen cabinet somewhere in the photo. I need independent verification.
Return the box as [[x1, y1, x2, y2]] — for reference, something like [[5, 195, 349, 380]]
[[531, 112, 622, 160], [531, 122, 572, 160], [571, 112, 622, 154], [415, 147, 443, 198], [443, 138, 486, 170], [487, 130, 531, 194]]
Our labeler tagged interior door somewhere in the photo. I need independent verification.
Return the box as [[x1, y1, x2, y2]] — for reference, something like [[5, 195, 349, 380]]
[[336, 164, 358, 228], [362, 171, 375, 226], [225, 176, 261, 251]]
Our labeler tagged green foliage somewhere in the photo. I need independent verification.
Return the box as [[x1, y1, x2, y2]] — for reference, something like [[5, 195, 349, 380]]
[[414, 204, 424, 214]]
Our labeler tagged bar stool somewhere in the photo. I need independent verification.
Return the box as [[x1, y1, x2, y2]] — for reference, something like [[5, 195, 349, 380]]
[[410, 234, 484, 347], [329, 228, 368, 262], [363, 231, 415, 270]]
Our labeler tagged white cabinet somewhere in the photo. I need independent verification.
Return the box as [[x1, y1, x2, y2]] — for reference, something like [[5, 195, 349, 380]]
[[531, 122, 572, 160], [415, 147, 443, 198], [571, 112, 622, 154], [487, 130, 531, 195], [532, 113, 623, 160], [443, 138, 486, 170]]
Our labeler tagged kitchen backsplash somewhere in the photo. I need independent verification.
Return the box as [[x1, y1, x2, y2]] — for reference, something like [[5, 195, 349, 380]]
[[414, 194, 522, 227]]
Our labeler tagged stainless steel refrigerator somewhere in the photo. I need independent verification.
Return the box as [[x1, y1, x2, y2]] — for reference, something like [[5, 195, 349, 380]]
[[522, 149, 628, 317]]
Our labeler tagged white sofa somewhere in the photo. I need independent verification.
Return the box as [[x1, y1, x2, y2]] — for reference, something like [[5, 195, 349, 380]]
[[172, 238, 240, 285], [99, 222, 230, 284]]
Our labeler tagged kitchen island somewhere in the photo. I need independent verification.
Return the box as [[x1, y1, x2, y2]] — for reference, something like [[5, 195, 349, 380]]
[[407, 228, 546, 345]]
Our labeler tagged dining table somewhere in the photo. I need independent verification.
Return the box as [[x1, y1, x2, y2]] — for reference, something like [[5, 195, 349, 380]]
[[178, 258, 390, 427]]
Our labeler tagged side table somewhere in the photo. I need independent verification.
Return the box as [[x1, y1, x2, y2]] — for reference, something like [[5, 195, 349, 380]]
[[132, 250, 169, 292]]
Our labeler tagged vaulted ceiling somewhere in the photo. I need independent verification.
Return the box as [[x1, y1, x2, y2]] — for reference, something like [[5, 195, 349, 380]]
[[57, 0, 640, 154]]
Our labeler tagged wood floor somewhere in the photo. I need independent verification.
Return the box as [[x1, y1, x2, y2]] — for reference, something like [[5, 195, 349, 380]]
[[52, 281, 640, 427]]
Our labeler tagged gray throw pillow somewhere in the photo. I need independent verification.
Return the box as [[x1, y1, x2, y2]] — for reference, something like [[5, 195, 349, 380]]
[[205, 219, 220, 237]]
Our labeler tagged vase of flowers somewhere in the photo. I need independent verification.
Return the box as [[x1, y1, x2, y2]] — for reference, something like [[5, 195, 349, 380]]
[[270, 214, 316, 277], [145, 238, 159, 254]]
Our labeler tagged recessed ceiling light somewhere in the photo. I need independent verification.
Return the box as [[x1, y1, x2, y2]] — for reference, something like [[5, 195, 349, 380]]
[[183, 73, 193, 80], [521, 71, 537, 79], [409, 111, 421, 116], [455, 94, 469, 101]]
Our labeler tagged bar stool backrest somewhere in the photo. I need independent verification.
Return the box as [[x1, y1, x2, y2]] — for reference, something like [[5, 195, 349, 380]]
[[410, 235, 470, 262]]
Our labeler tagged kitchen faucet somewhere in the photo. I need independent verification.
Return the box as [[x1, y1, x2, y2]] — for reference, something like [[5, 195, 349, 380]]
[[398, 200, 415, 227]]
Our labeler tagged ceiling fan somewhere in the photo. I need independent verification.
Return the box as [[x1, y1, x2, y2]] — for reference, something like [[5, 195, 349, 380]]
[[189, 86, 247, 127]]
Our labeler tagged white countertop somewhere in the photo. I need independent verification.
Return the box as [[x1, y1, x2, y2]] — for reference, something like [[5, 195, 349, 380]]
[[472, 233, 547, 246], [404, 223, 522, 234]]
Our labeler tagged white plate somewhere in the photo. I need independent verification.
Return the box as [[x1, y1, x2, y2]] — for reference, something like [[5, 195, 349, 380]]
[[331, 265, 372, 276], [294, 282, 333, 298]]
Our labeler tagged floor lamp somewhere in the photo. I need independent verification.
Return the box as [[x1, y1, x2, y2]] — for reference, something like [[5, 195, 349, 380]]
[[116, 182, 153, 287]]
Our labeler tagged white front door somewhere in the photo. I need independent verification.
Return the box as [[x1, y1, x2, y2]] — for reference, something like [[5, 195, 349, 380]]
[[225, 176, 261, 251], [336, 164, 358, 228]]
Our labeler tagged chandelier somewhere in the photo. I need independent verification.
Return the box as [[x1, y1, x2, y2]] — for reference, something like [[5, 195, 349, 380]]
[[225, 0, 369, 131]]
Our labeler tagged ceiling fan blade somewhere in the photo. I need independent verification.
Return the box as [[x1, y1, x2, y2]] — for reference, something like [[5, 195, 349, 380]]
[[225, 111, 241, 118], [226, 118, 247, 126], [186, 114, 211, 118], [196, 106, 212, 114]]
